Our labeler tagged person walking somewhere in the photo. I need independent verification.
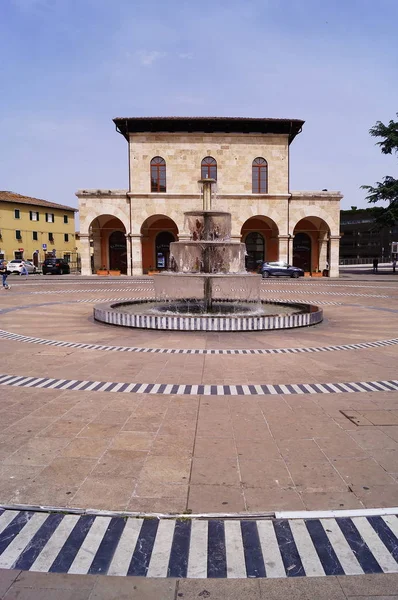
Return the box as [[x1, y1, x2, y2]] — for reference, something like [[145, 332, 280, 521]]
[[372, 258, 379, 273], [20, 261, 28, 279], [0, 261, 11, 289]]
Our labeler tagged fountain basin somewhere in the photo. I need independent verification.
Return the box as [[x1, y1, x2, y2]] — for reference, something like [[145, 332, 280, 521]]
[[94, 299, 323, 331]]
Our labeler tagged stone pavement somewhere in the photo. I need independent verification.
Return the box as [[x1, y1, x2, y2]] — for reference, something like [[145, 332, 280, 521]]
[[1, 569, 398, 599], [0, 273, 397, 596]]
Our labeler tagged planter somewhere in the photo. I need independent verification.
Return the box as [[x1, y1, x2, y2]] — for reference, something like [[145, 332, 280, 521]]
[[148, 270, 160, 275], [108, 270, 121, 276], [96, 270, 109, 276], [304, 271, 323, 277]]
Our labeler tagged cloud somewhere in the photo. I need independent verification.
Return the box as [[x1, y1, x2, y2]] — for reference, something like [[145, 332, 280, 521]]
[[178, 52, 193, 59], [136, 50, 166, 66]]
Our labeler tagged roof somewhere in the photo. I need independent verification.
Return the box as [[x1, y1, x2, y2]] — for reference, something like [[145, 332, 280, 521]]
[[113, 116, 305, 144], [0, 191, 78, 212]]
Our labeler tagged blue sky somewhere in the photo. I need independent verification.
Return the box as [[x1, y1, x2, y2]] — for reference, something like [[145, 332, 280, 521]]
[[1, 0, 397, 213]]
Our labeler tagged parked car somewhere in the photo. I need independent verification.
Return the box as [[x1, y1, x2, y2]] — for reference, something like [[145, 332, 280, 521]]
[[260, 261, 304, 278], [6, 259, 37, 274], [42, 257, 70, 275]]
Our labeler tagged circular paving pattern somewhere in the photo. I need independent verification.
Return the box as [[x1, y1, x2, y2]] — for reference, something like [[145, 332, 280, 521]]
[[0, 275, 397, 520]]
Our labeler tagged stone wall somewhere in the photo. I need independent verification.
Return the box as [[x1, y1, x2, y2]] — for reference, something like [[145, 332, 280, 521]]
[[128, 132, 289, 196]]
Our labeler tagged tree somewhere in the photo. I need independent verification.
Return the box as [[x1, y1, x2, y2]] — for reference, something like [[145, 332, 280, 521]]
[[361, 113, 398, 226]]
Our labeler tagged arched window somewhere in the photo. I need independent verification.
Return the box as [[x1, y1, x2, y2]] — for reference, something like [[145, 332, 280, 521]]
[[252, 157, 268, 193], [151, 157, 166, 192], [201, 156, 217, 180]]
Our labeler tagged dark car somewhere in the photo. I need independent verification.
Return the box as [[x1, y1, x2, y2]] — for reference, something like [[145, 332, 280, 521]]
[[42, 258, 70, 275], [260, 261, 304, 279]]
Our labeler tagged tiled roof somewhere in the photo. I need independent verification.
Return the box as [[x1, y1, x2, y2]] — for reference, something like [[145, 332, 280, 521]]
[[113, 116, 305, 143], [0, 191, 78, 212]]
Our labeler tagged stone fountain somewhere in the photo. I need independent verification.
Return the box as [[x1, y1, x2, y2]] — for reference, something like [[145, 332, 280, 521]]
[[94, 179, 323, 331], [153, 179, 261, 313]]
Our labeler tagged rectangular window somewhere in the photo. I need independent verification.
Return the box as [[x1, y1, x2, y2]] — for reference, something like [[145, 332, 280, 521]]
[[33, 231, 38, 241], [64, 233, 69, 242], [16, 230, 22, 240], [14, 209, 20, 219], [63, 215, 68, 224], [46, 213, 54, 223], [30, 211, 39, 221], [49, 233, 54, 242]]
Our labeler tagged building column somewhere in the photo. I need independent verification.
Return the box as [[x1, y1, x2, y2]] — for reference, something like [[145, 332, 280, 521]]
[[92, 231, 102, 272], [288, 235, 294, 265], [131, 234, 143, 275], [278, 235, 289, 263], [329, 236, 340, 277], [125, 234, 132, 276], [318, 236, 329, 271], [79, 234, 92, 276]]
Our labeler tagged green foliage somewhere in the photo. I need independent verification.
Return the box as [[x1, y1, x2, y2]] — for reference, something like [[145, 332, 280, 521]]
[[361, 113, 398, 225]]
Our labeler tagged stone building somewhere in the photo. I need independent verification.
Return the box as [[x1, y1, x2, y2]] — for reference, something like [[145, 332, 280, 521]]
[[77, 117, 342, 277]]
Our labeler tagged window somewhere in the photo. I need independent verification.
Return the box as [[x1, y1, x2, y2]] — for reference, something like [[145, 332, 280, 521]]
[[252, 158, 268, 193], [46, 213, 54, 223], [63, 215, 68, 224], [49, 233, 54, 242], [64, 233, 69, 242], [14, 209, 20, 219], [32, 231, 38, 241], [30, 211, 39, 221], [201, 156, 217, 180], [150, 157, 166, 192], [16, 230, 22, 240], [64, 253, 71, 263]]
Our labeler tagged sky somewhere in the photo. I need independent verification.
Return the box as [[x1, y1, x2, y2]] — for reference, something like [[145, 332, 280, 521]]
[[1, 0, 397, 215]]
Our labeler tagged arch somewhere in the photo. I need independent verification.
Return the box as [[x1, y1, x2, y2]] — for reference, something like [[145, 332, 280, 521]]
[[89, 214, 127, 273], [241, 216, 279, 270], [252, 157, 268, 193], [201, 156, 217, 180], [150, 156, 166, 192], [293, 216, 331, 272], [141, 214, 178, 273]]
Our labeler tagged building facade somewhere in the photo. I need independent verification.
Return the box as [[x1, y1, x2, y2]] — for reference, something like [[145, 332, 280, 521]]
[[340, 207, 398, 263], [0, 191, 77, 266], [77, 117, 342, 277]]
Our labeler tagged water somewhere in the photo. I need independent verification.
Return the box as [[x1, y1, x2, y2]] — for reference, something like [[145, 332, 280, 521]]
[[111, 300, 304, 317]]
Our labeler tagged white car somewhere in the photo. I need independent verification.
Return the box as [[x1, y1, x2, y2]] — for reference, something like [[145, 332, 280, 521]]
[[6, 259, 37, 274]]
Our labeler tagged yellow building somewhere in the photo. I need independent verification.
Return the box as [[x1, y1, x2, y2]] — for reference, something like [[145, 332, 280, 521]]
[[0, 191, 77, 267]]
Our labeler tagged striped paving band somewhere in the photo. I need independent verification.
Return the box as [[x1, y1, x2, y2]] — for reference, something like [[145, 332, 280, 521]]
[[1, 329, 397, 356], [1, 373, 397, 395], [0, 509, 396, 578], [8, 286, 390, 298]]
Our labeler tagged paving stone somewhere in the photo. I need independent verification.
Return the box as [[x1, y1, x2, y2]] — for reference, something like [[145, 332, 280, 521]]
[[338, 574, 398, 596]]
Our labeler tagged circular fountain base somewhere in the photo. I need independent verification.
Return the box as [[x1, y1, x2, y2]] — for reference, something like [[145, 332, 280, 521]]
[[94, 300, 323, 331]]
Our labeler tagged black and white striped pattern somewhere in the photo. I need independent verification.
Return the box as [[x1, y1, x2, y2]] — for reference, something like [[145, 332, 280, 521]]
[[0, 509, 397, 578], [0, 328, 397, 356], [1, 373, 397, 396], [94, 303, 323, 331], [31, 288, 154, 295], [261, 289, 389, 298]]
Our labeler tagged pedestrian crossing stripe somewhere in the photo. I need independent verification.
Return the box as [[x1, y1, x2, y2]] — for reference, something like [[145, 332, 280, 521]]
[[0, 510, 396, 578], [0, 373, 398, 396], [0, 329, 397, 357]]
